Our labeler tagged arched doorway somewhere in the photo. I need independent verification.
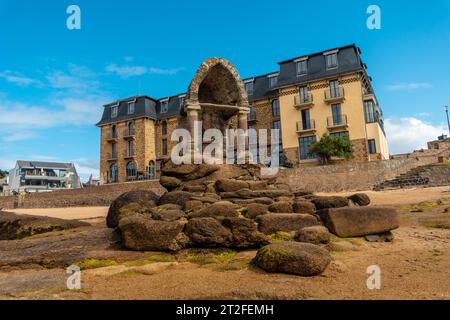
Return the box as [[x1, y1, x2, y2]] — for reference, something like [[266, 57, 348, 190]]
[[109, 164, 118, 183], [126, 161, 136, 179]]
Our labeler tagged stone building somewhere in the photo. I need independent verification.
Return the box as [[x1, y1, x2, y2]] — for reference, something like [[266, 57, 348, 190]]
[[97, 44, 388, 184]]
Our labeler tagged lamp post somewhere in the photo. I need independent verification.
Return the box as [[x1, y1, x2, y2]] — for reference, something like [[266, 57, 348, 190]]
[[445, 106, 450, 137]]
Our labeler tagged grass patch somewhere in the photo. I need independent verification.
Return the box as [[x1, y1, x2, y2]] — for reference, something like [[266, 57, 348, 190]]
[[406, 199, 450, 213], [185, 249, 238, 266], [76, 258, 118, 270], [116, 269, 154, 277], [429, 249, 444, 257], [269, 231, 295, 243], [123, 254, 175, 267], [422, 221, 450, 230]]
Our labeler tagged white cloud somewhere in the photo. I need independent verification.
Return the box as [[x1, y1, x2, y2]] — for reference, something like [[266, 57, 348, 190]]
[[0, 70, 41, 87], [385, 117, 445, 154], [2, 131, 37, 142], [105, 64, 147, 78], [385, 82, 433, 91], [105, 63, 184, 78]]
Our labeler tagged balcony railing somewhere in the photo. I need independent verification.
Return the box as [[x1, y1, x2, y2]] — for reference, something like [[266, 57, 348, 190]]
[[123, 128, 136, 139], [107, 133, 118, 141], [124, 150, 136, 158], [324, 87, 345, 103], [327, 114, 348, 128], [294, 93, 313, 108], [107, 152, 117, 161], [296, 119, 316, 133]]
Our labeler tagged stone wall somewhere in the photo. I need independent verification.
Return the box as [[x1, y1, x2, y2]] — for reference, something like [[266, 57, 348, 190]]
[[276, 155, 442, 192], [0, 180, 165, 210]]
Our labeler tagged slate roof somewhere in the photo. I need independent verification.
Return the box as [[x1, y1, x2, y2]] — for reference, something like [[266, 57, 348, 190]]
[[97, 44, 371, 126], [16, 161, 75, 170]]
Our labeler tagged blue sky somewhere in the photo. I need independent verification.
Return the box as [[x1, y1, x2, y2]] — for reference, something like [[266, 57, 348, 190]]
[[0, 0, 449, 180]]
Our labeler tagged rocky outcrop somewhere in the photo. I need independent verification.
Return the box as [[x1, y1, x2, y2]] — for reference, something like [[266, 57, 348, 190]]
[[254, 241, 331, 276], [106, 190, 159, 228], [348, 193, 371, 206], [317, 207, 399, 237], [310, 196, 349, 210], [295, 226, 331, 244], [119, 216, 186, 251], [184, 218, 233, 247], [0, 211, 89, 240], [256, 214, 320, 235]]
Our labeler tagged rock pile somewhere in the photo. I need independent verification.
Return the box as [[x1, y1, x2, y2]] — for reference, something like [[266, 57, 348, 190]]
[[106, 161, 400, 277]]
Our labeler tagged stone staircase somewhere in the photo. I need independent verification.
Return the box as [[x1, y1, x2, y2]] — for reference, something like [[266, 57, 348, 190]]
[[373, 163, 450, 191]]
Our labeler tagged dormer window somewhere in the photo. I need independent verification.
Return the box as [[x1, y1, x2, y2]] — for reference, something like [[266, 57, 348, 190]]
[[295, 57, 308, 76], [111, 105, 118, 118], [244, 80, 254, 95], [160, 99, 169, 113], [128, 102, 135, 115], [268, 74, 278, 88], [178, 95, 185, 108], [324, 50, 338, 69]]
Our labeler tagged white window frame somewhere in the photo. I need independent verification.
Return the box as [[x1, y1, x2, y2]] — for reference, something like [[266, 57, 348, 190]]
[[244, 79, 254, 95], [324, 49, 339, 70], [111, 105, 118, 118], [294, 57, 308, 76], [160, 98, 169, 114], [128, 101, 135, 115], [268, 73, 278, 88]]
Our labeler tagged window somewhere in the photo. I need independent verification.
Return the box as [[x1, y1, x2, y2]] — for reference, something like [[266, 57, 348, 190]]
[[296, 59, 307, 75], [161, 121, 168, 135], [364, 100, 376, 123], [269, 75, 278, 88], [273, 120, 281, 130], [162, 139, 168, 156], [127, 121, 135, 135], [272, 99, 280, 117], [325, 52, 338, 69], [111, 143, 117, 158], [331, 104, 343, 125], [329, 80, 340, 98], [299, 136, 316, 160], [109, 164, 118, 183], [330, 131, 349, 138], [299, 86, 309, 103], [126, 162, 136, 178], [128, 102, 135, 115], [244, 81, 254, 95], [127, 140, 135, 156], [179, 96, 185, 108], [301, 109, 311, 130], [111, 106, 118, 118], [368, 139, 377, 154], [111, 125, 117, 138], [248, 108, 256, 121], [160, 100, 169, 113], [248, 124, 255, 130], [148, 161, 155, 179]]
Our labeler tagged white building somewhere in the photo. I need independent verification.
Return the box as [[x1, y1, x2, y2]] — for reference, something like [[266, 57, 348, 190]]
[[6, 160, 81, 194]]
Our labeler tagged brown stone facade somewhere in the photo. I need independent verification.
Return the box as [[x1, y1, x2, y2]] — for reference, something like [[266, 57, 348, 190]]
[[351, 138, 369, 162], [100, 118, 156, 184]]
